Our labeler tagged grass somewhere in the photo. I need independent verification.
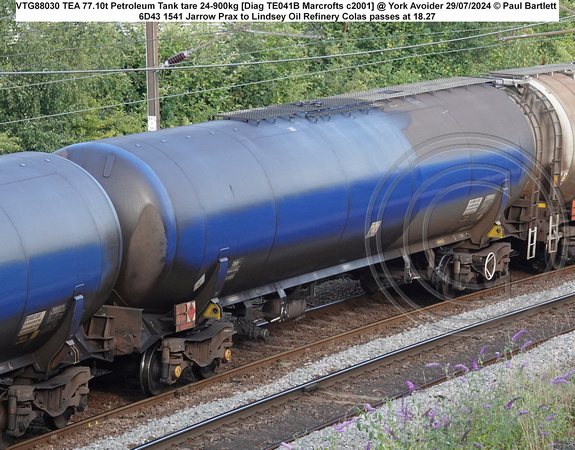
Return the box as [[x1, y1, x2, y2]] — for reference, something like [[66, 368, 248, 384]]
[[285, 330, 575, 449]]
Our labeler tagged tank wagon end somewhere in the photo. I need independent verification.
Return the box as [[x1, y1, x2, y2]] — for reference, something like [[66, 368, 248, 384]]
[[0, 152, 122, 444]]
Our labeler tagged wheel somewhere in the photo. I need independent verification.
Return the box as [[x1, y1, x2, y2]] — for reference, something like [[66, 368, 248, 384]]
[[44, 407, 73, 430], [192, 361, 216, 380], [547, 241, 567, 271], [139, 342, 164, 396], [0, 404, 11, 449], [359, 275, 379, 294], [437, 264, 458, 300], [440, 280, 457, 299]]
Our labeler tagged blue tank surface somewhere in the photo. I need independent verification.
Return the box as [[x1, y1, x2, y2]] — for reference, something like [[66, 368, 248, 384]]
[[57, 79, 535, 313], [0, 152, 122, 375]]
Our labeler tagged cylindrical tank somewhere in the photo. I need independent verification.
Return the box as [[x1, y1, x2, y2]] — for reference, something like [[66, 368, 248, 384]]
[[0, 152, 122, 373], [57, 81, 535, 312], [520, 73, 575, 203]]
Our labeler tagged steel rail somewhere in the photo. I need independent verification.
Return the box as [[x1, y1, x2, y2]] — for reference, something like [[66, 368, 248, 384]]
[[132, 290, 575, 449], [8, 265, 575, 449], [265, 324, 575, 449]]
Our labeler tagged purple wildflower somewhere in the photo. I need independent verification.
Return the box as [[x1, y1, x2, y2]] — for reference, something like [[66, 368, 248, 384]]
[[484, 404, 492, 409], [541, 374, 547, 381], [546, 413, 556, 421], [550, 377, 569, 386], [443, 413, 450, 428], [406, 380, 415, 394], [518, 411, 529, 416], [395, 399, 410, 422], [520, 360, 530, 370], [384, 426, 398, 440], [472, 358, 479, 371], [426, 407, 438, 420], [504, 397, 521, 409], [512, 329, 528, 342], [425, 362, 441, 368], [474, 443, 485, 448], [334, 418, 357, 433], [556, 370, 575, 381], [540, 432, 550, 436], [454, 364, 470, 372], [495, 352, 501, 359], [460, 407, 471, 413], [365, 403, 377, 413], [280, 443, 294, 449], [459, 376, 468, 383], [506, 361, 511, 369], [366, 443, 371, 450], [521, 341, 533, 352]]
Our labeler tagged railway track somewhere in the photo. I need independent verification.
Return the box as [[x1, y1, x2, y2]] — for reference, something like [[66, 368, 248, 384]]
[[135, 289, 575, 450], [11, 266, 575, 449]]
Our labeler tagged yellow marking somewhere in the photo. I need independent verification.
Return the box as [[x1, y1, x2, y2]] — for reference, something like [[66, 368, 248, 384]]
[[538, 202, 547, 208], [487, 224, 504, 239], [203, 302, 222, 320]]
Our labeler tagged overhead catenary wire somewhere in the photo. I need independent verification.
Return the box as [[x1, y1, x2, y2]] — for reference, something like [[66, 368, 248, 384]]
[[501, 29, 575, 41], [0, 73, 118, 91], [168, 23, 534, 67], [0, 27, 241, 60], [0, 18, 572, 76], [0, 24, 534, 93], [0, 34, 571, 127]]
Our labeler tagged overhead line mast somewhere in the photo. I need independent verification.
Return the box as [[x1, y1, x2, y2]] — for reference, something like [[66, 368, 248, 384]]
[[146, 22, 160, 131]]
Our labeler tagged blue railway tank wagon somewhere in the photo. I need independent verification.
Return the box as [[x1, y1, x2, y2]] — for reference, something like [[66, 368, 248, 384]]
[[0, 152, 122, 443], [58, 75, 537, 395], [490, 63, 575, 266]]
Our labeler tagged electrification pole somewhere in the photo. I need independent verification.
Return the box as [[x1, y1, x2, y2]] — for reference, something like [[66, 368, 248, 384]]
[[145, 22, 160, 131]]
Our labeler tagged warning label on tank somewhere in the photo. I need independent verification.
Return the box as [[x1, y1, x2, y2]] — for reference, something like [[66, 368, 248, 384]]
[[43, 304, 67, 332], [226, 257, 244, 281], [366, 221, 382, 239], [477, 194, 496, 216], [463, 197, 483, 216], [18, 311, 46, 336]]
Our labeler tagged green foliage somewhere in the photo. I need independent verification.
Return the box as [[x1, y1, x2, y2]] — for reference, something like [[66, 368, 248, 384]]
[[0, 131, 22, 154], [0, 9, 574, 151]]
